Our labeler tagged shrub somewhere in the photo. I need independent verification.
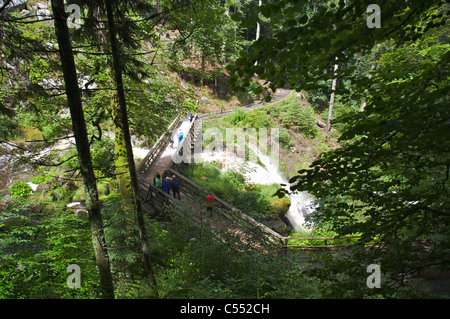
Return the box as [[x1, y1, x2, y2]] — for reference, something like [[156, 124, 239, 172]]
[[91, 137, 115, 178], [184, 98, 198, 112], [276, 129, 294, 149], [245, 109, 274, 128], [0, 201, 100, 298], [282, 103, 318, 138], [9, 181, 32, 199], [226, 108, 247, 125]]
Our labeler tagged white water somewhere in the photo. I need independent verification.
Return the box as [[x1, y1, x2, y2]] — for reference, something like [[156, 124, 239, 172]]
[[199, 142, 315, 232], [0, 153, 13, 190]]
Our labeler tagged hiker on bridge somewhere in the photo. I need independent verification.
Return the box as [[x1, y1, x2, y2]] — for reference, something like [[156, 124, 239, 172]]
[[177, 130, 184, 144], [171, 175, 181, 200], [162, 177, 171, 194], [206, 192, 215, 216], [154, 173, 162, 188], [168, 131, 174, 148]]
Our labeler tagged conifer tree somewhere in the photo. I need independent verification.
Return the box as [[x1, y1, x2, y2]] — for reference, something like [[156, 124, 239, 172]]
[[103, 0, 158, 291], [51, 0, 114, 299]]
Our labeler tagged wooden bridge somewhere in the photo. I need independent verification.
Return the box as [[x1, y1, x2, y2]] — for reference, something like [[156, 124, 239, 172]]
[[135, 90, 291, 250]]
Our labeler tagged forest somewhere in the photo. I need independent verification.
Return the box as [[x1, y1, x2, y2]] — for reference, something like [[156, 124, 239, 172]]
[[0, 0, 448, 302]]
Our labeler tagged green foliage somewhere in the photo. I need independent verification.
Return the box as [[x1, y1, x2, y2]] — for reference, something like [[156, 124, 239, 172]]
[[0, 200, 100, 298], [91, 137, 116, 178], [157, 238, 321, 299], [225, 108, 248, 125], [184, 98, 198, 112], [287, 26, 450, 297], [276, 129, 294, 150], [244, 109, 275, 129], [101, 194, 144, 284], [287, 227, 362, 247], [183, 163, 273, 222], [269, 93, 318, 138], [167, 0, 244, 79], [229, 0, 449, 298], [9, 181, 32, 199], [229, 0, 446, 95], [28, 175, 47, 185], [0, 113, 19, 141]]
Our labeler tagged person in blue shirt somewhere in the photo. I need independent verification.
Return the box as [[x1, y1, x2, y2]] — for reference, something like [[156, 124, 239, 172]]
[[171, 175, 181, 200], [177, 130, 184, 144], [161, 177, 171, 194]]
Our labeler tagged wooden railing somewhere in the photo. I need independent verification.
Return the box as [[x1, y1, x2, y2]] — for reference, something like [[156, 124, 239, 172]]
[[171, 114, 201, 168], [167, 168, 284, 247], [135, 112, 285, 249], [136, 114, 182, 177], [281, 235, 386, 249]]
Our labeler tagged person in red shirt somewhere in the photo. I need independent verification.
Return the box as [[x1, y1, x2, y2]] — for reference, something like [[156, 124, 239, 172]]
[[206, 192, 215, 216]]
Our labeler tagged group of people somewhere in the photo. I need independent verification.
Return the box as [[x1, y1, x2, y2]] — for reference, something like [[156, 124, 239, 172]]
[[153, 173, 181, 200], [153, 172, 217, 215]]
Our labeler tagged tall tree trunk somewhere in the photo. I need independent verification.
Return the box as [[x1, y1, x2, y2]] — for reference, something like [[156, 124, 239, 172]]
[[51, 0, 114, 299], [89, 6, 133, 219], [360, 64, 376, 112], [255, 0, 262, 41], [221, 3, 230, 65], [103, 0, 158, 292], [326, 57, 339, 138], [254, 0, 262, 67], [200, 53, 205, 89], [156, 0, 161, 14]]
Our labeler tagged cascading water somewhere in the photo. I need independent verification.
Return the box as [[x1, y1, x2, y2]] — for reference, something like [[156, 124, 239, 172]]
[[199, 142, 315, 232], [0, 152, 13, 190], [247, 143, 315, 233], [284, 190, 315, 232]]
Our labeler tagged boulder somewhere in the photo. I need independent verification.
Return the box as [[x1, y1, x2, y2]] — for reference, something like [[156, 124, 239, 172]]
[[0, 0, 27, 14], [67, 201, 89, 220]]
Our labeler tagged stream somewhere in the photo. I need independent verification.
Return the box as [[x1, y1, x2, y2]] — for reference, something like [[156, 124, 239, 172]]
[[0, 151, 13, 191]]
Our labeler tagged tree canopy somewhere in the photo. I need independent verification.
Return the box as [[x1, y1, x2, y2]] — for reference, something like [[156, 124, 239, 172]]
[[0, 0, 448, 300], [227, 0, 449, 296]]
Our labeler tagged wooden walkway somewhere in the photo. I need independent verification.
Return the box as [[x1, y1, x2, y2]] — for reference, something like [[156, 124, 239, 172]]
[[136, 91, 291, 250], [146, 117, 193, 181]]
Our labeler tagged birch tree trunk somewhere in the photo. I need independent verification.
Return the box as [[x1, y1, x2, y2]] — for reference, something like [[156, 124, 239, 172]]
[[221, 3, 230, 64], [255, 0, 261, 41], [326, 57, 339, 137], [51, 0, 115, 299], [254, 0, 262, 67]]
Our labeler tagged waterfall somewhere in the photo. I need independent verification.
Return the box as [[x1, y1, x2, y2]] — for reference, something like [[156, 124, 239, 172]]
[[284, 190, 315, 233], [199, 142, 315, 232], [247, 143, 315, 233], [0, 153, 13, 190]]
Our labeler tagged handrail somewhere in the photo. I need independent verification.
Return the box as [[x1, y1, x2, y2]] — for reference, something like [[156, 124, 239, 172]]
[[197, 88, 290, 120], [137, 173, 199, 219], [135, 111, 286, 248], [137, 172, 271, 247], [282, 235, 363, 241], [172, 114, 200, 165], [136, 114, 181, 176], [281, 234, 387, 249], [167, 167, 283, 245]]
